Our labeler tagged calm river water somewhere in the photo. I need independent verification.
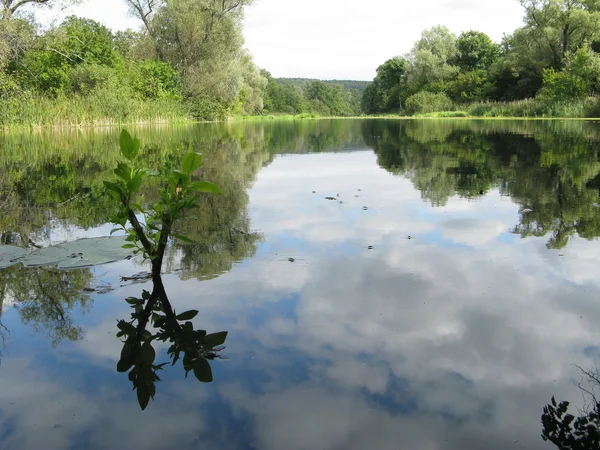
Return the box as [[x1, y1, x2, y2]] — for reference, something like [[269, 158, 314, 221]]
[[1, 119, 600, 449]]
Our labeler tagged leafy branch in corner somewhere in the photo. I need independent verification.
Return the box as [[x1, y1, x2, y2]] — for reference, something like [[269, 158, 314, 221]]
[[541, 365, 600, 449]]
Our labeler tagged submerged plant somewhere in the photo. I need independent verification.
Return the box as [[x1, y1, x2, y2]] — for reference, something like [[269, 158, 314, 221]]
[[105, 129, 228, 410]]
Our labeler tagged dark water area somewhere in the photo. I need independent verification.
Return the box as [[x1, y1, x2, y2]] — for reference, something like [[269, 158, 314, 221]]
[[1, 118, 600, 449]]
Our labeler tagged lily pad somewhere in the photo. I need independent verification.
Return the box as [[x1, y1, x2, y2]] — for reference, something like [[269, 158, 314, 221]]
[[20, 246, 72, 267], [57, 237, 133, 269], [0, 245, 28, 269], [19, 236, 133, 269]]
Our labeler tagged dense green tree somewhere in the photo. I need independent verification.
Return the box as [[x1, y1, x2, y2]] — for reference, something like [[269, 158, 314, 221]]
[[405, 26, 459, 93], [455, 30, 500, 72], [361, 57, 407, 113], [519, 0, 600, 69], [538, 44, 600, 100], [363, 2, 600, 112], [136, 0, 260, 119], [9, 16, 123, 95]]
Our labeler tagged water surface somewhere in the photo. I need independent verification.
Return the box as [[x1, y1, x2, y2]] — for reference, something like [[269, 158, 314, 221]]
[[1, 119, 600, 449]]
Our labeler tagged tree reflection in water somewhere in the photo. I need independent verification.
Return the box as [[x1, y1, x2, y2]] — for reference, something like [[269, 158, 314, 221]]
[[0, 262, 228, 410], [0, 265, 93, 346]]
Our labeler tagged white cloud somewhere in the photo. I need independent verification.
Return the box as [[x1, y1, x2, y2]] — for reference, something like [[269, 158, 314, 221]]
[[439, 217, 507, 246], [244, 0, 525, 79]]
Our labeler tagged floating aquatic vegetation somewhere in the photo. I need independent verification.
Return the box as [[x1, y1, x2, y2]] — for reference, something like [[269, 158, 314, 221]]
[[0, 245, 28, 269], [0, 236, 132, 270]]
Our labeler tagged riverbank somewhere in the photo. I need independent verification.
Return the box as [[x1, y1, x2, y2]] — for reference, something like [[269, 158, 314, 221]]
[[0, 94, 193, 131], [3, 96, 600, 131]]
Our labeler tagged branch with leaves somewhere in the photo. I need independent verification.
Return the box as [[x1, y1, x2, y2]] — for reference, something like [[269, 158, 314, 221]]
[[105, 129, 227, 410]]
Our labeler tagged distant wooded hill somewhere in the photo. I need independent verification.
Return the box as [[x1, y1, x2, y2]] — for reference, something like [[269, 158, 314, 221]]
[[274, 78, 370, 92], [261, 74, 365, 116]]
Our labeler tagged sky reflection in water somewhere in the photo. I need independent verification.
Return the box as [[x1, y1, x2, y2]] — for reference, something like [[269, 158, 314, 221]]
[[1, 120, 600, 449]]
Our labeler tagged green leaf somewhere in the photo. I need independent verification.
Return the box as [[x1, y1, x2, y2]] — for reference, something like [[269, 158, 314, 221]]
[[117, 321, 137, 336], [104, 181, 124, 200], [171, 170, 190, 190], [137, 384, 151, 410], [189, 181, 221, 195], [114, 162, 132, 181], [127, 175, 143, 196], [182, 152, 203, 175], [204, 331, 228, 348], [176, 310, 199, 321], [117, 357, 133, 373], [192, 358, 213, 383], [117, 341, 135, 372], [120, 129, 136, 160], [125, 297, 143, 305], [140, 342, 156, 365]]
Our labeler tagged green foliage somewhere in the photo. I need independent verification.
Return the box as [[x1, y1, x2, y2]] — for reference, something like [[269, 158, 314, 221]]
[[518, 0, 600, 69], [455, 30, 500, 71], [363, 3, 600, 115], [106, 129, 221, 265], [538, 45, 600, 101], [447, 70, 493, 103], [58, 16, 120, 67], [106, 129, 226, 410], [415, 110, 468, 118], [361, 57, 407, 114], [262, 74, 361, 117], [404, 91, 454, 115], [467, 97, 600, 118], [130, 59, 182, 100], [542, 396, 600, 449], [538, 68, 590, 101], [0, 0, 259, 125], [405, 26, 460, 92], [69, 63, 120, 95]]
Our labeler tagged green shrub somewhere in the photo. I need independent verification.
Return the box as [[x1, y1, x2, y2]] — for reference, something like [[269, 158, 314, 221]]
[[404, 91, 454, 115], [447, 70, 493, 103], [187, 94, 229, 121], [129, 59, 182, 100], [537, 68, 590, 102], [69, 63, 121, 95]]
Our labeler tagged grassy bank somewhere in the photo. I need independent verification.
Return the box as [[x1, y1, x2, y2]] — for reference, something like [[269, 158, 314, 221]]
[[4, 96, 600, 131], [0, 93, 193, 130], [233, 112, 322, 121], [466, 97, 600, 118], [411, 97, 600, 119]]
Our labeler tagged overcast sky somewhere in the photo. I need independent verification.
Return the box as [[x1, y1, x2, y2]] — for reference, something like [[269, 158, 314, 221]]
[[42, 0, 526, 80]]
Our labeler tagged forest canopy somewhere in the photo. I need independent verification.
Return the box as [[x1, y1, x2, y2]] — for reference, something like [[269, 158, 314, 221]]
[[2, 0, 600, 125], [363, 1, 600, 116]]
